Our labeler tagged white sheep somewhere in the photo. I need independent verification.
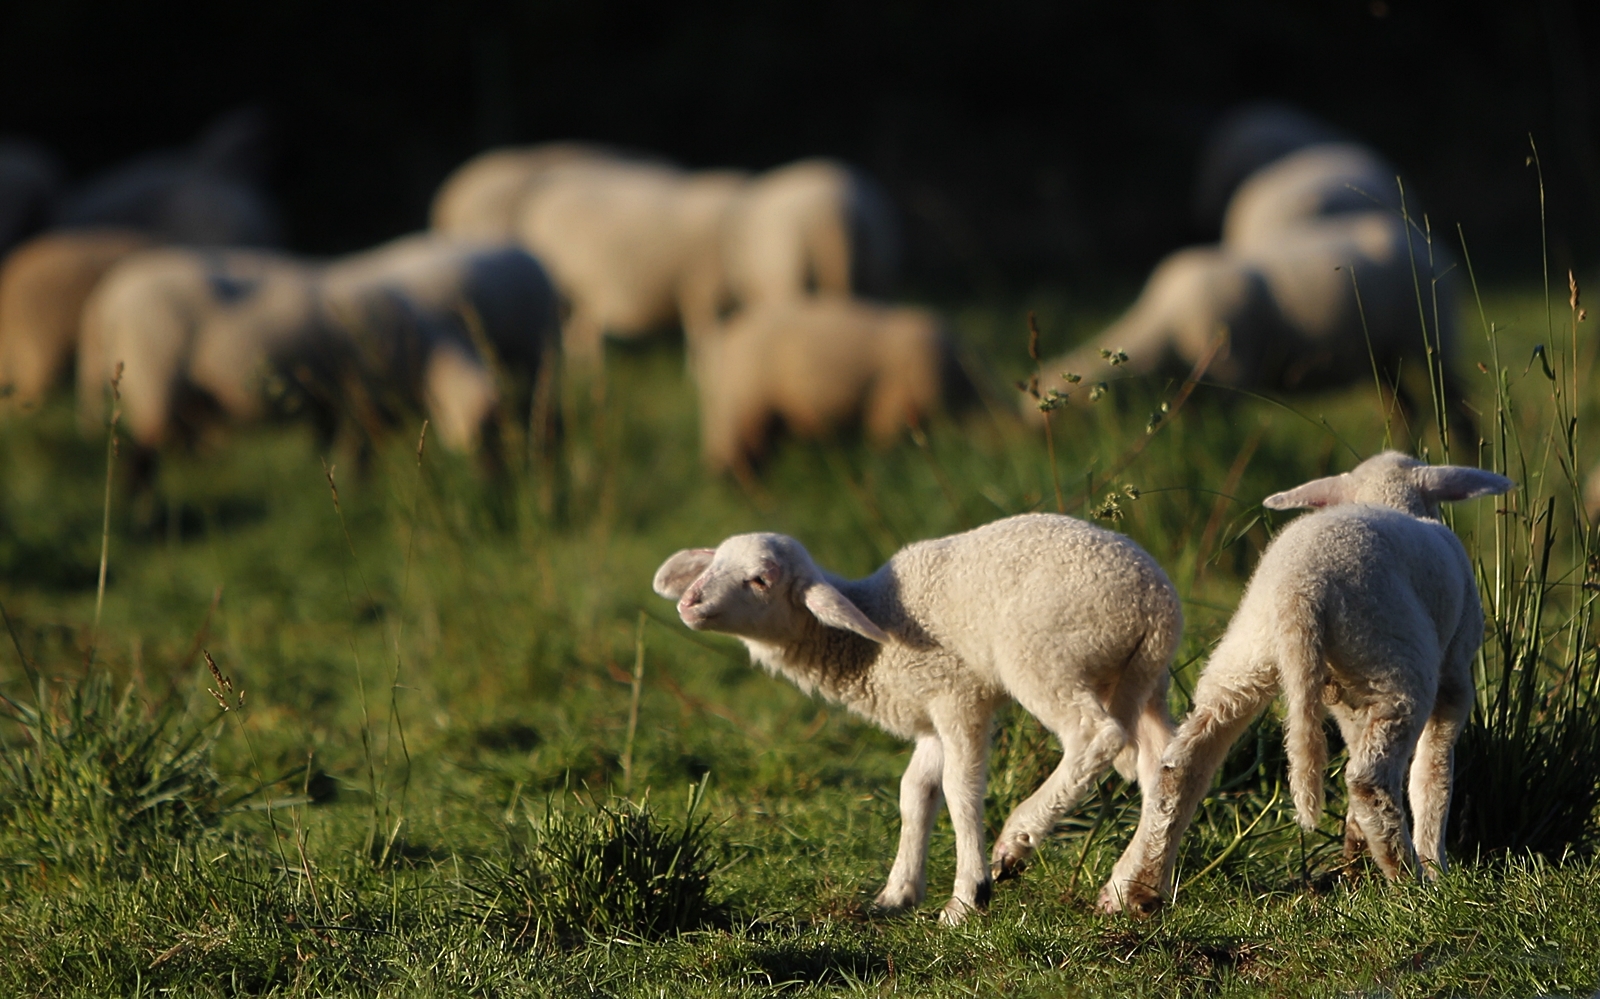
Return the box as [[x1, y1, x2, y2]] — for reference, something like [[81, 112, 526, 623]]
[[679, 159, 899, 340], [1032, 210, 1460, 419], [514, 158, 748, 365], [1098, 452, 1512, 918], [1222, 142, 1404, 251], [0, 228, 151, 411], [689, 297, 955, 474], [653, 513, 1182, 924], [76, 247, 323, 447], [428, 142, 624, 242]]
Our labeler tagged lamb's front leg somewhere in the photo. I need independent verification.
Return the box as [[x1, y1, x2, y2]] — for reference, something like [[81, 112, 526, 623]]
[[874, 735, 944, 912], [934, 708, 995, 925]]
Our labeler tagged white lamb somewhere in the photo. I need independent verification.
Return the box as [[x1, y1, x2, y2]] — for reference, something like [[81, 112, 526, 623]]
[[653, 513, 1182, 924], [1098, 452, 1512, 918]]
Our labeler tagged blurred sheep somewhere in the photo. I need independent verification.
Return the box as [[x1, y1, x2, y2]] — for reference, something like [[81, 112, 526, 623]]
[[1033, 143, 1463, 433], [54, 108, 282, 247], [429, 142, 628, 241], [1192, 101, 1346, 235], [680, 159, 899, 341], [692, 298, 957, 474], [320, 234, 558, 451], [0, 138, 61, 256], [77, 247, 322, 447], [0, 229, 152, 410], [513, 158, 748, 364]]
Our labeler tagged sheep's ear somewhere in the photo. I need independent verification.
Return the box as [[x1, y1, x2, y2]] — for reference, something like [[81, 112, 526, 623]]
[[1262, 474, 1353, 510], [804, 583, 890, 644], [653, 548, 716, 599], [1415, 465, 1514, 503]]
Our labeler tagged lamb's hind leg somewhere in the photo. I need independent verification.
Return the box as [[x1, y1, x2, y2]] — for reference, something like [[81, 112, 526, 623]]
[[1408, 653, 1472, 878], [991, 690, 1127, 881], [874, 735, 943, 912], [1340, 704, 1425, 880]]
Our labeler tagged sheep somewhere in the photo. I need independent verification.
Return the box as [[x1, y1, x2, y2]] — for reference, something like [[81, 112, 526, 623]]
[[317, 233, 559, 453], [653, 513, 1182, 924], [1221, 142, 1404, 251], [1030, 210, 1461, 422], [1098, 451, 1512, 918], [76, 247, 323, 448], [0, 229, 152, 410], [54, 108, 281, 247], [428, 142, 624, 241], [1191, 101, 1346, 235], [689, 297, 957, 474], [513, 157, 749, 365], [679, 159, 899, 341]]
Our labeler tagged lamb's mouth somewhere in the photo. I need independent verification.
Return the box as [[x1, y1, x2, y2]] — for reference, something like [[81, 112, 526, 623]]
[[679, 607, 718, 629]]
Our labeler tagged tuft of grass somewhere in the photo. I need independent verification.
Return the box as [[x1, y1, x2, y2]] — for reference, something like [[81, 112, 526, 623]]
[[474, 778, 725, 946], [0, 669, 225, 874]]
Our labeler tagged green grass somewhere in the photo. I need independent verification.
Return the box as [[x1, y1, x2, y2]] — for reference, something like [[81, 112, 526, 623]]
[[1, 283, 1598, 997]]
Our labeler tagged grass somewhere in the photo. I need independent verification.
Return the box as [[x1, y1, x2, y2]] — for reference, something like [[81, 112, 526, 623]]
[[0, 279, 1597, 996]]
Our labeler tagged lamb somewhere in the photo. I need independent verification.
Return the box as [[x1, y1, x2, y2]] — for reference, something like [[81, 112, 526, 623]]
[[689, 297, 957, 474], [1098, 452, 1512, 918], [0, 229, 152, 410], [653, 513, 1182, 924]]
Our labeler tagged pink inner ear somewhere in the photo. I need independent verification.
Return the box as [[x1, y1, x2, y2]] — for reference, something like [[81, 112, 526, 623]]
[[761, 557, 783, 585]]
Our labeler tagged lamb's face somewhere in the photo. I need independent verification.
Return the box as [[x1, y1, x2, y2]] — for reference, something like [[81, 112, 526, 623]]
[[673, 534, 816, 642]]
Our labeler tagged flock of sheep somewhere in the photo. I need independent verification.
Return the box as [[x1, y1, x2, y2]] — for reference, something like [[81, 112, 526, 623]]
[[1, 102, 1468, 481], [0, 104, 1540, 922]]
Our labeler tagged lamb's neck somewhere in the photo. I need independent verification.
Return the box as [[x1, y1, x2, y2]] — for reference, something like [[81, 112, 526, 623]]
[[743, 573, 893, 709]]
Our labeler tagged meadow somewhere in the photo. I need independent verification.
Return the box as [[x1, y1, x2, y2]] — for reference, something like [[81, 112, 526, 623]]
[[1, 274, 1598, 997]]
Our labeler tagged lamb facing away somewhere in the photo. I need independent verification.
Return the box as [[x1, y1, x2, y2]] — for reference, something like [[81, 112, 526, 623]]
[[0, 228, 151, 411], [690, 297, 958, 474], [1098, 452, 1512, 918], [654, 514, 1182, 924]]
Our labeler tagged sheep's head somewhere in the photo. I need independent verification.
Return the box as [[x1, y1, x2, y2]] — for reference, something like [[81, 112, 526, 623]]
[[653, 533, 890, 646], [1263, 450, 1513, 520]]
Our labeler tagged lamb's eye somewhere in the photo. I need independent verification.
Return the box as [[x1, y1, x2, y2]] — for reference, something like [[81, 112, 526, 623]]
[[748, 575, 770, 592]]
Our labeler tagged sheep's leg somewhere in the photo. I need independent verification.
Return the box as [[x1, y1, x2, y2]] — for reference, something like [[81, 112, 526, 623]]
[[874, 735, 944, 912], [1098, 656, 1277, 917], [991, 697, 1126, 879], [1408, 658, 1472, 879], [1339, 706, 1424, 881], [933, 709, 995, 925]]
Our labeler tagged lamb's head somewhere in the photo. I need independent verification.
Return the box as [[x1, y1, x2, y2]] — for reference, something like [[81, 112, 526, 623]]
[[1263, 450, 1513, 519], [652, 533, 890, 646]]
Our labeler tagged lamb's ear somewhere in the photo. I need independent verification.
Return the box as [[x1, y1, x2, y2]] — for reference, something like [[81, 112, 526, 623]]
[[803, 582, 891, 644], [1415, 465, 1514, 503], [1263, 473, 1353, 510], [653, 548, 716, 599]]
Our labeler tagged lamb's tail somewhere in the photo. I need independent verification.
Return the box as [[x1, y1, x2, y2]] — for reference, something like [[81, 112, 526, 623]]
[[1277, 592, 1329, 830]]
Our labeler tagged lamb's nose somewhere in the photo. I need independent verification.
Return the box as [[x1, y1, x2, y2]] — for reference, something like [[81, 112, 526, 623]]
[[679, 585, 703, 610]]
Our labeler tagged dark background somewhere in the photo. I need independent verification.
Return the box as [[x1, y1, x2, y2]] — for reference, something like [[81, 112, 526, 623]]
[[2, 0, 1595, 291]]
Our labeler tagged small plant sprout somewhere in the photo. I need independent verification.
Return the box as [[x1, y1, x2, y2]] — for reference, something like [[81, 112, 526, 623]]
[[1099, 348, 1129, 366], [1146, 401, 1171, 434], [204, 650, 245, 712], [1088, 382, 1108, 402]]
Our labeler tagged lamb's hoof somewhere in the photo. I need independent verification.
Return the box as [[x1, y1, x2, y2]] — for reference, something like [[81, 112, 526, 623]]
[[938, 897, 977, 926], [872, 886, 921, 915], [991, 834, 1035, 882], [1098, 880, 1163, 919]]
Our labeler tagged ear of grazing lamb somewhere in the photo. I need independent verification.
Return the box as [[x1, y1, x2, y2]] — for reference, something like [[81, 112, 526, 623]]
[[653, 548, 717, 599], [803, 582, 891, 644], [1262, 473, 1354, 510], [1414, 466, 1515, 503]]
